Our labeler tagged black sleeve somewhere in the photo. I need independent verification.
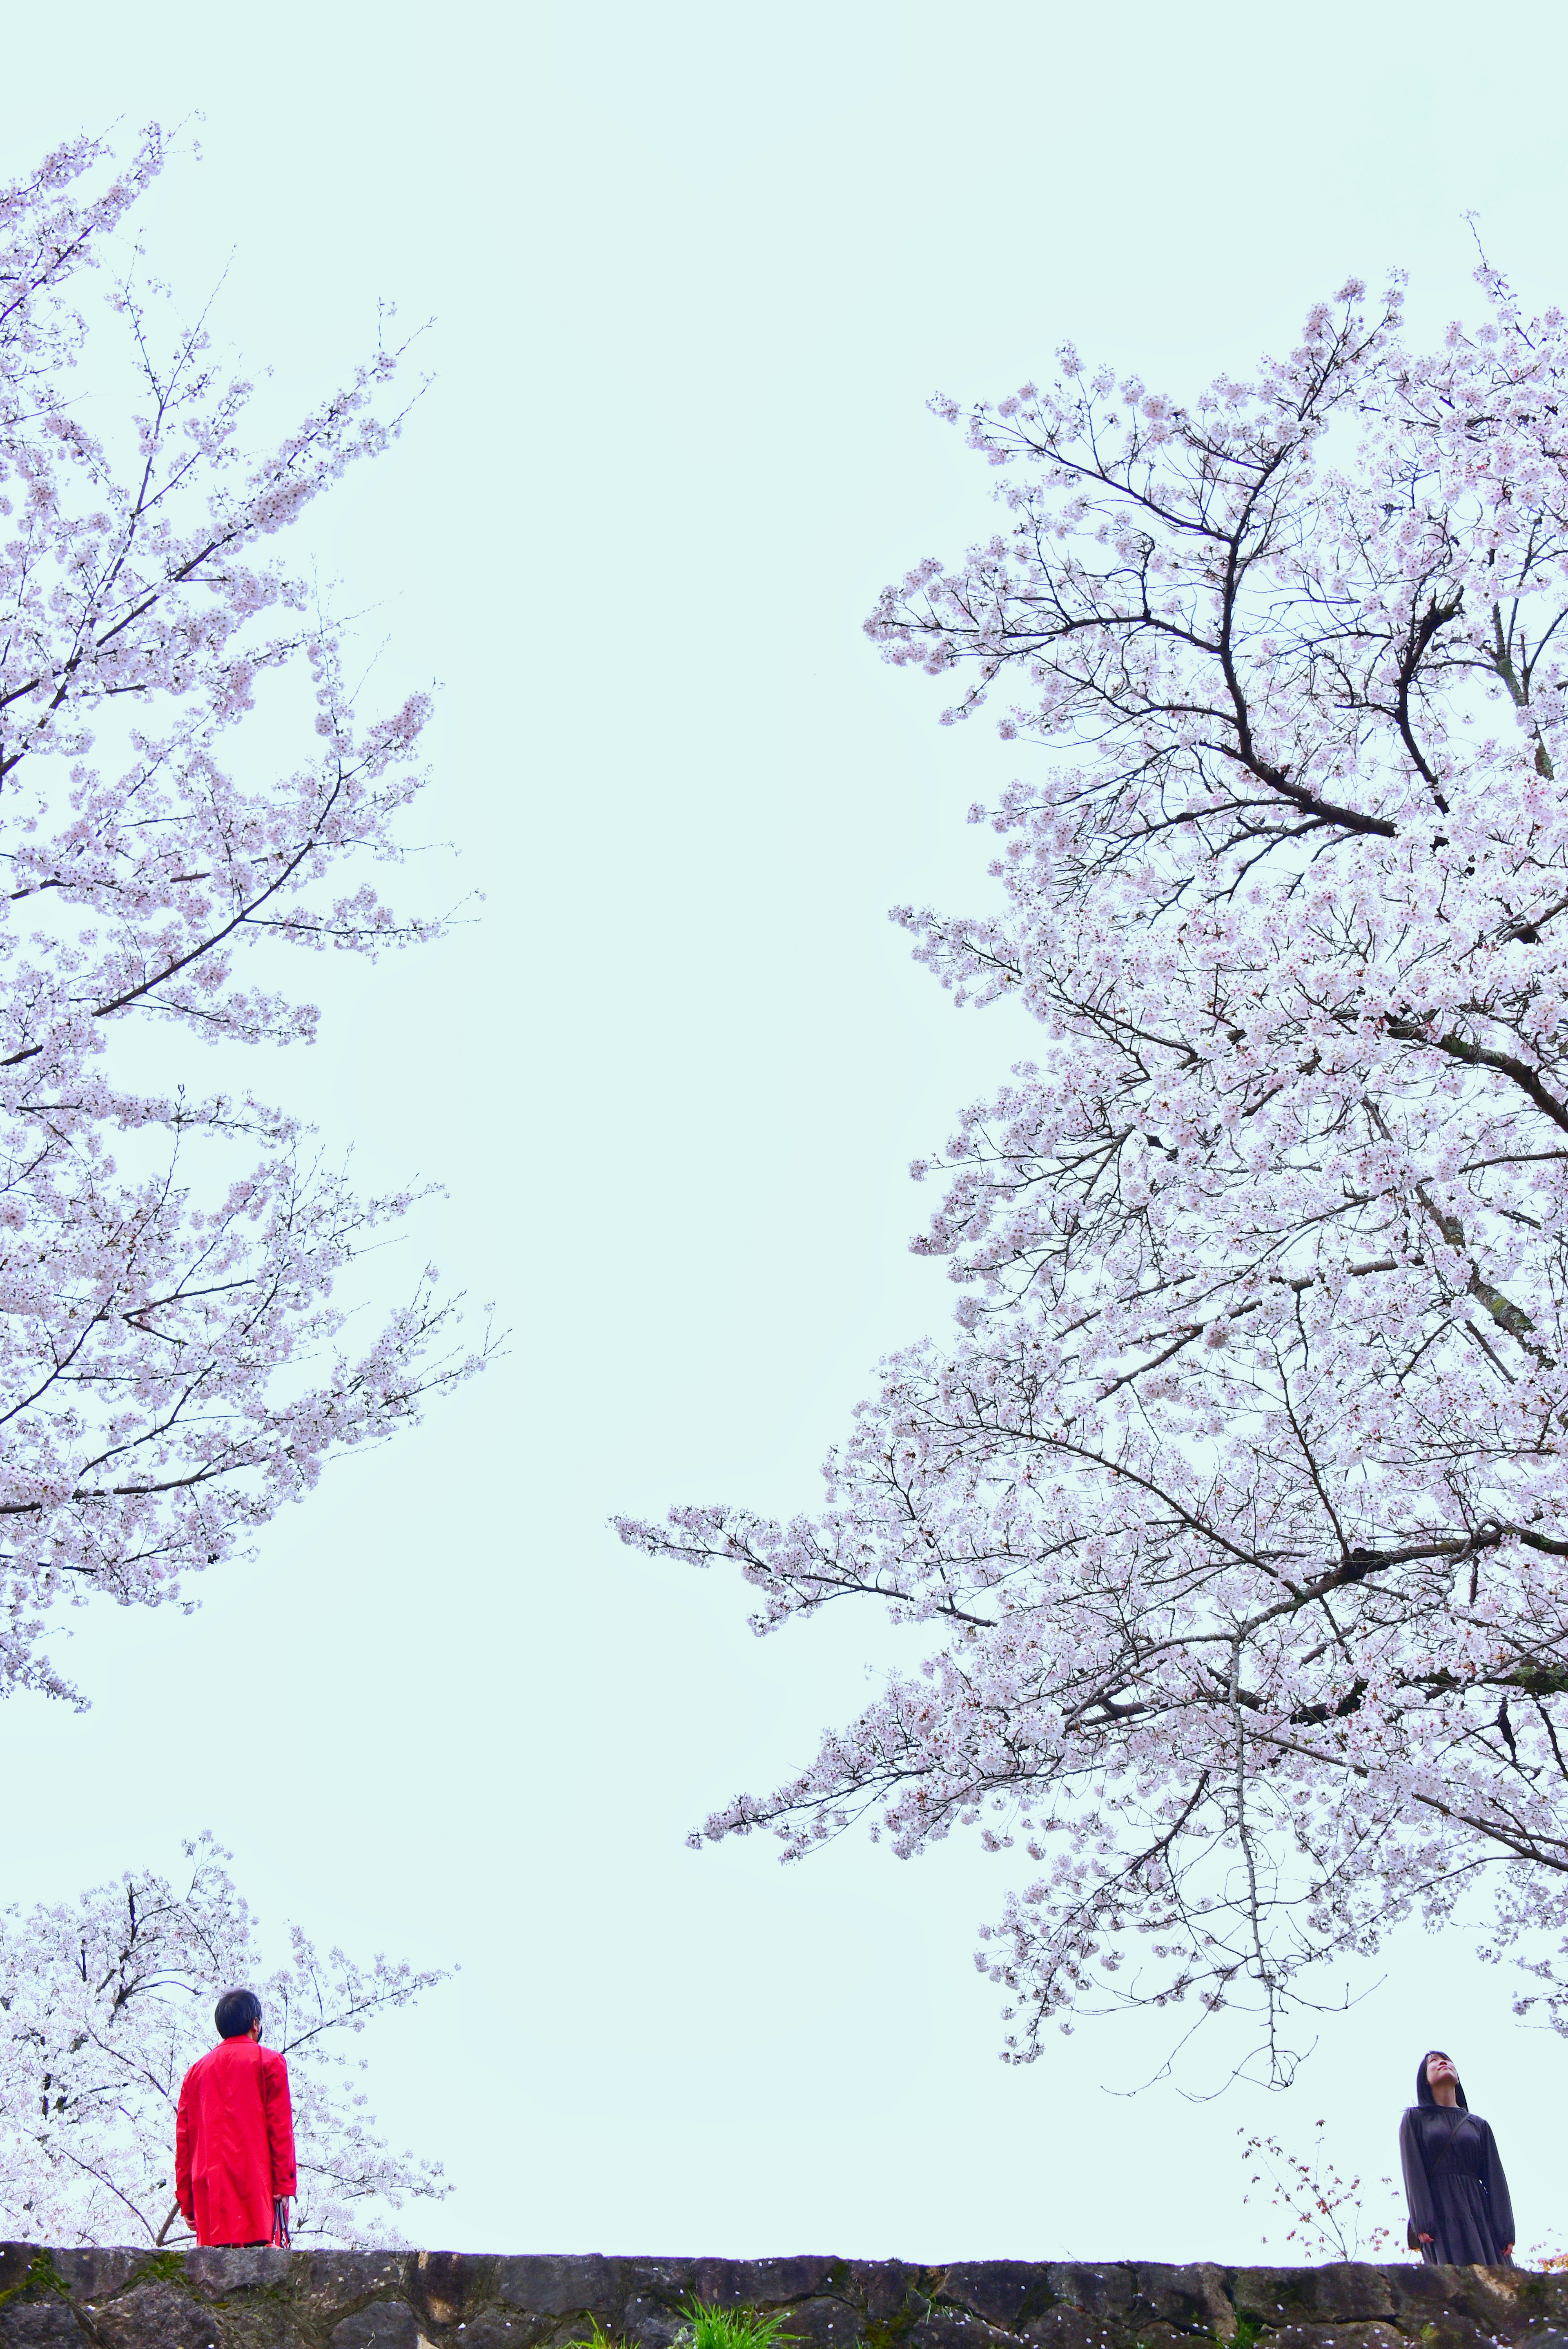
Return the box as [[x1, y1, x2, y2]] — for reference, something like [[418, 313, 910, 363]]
[[1481, 2121, 1515, 2250], [1401, 2110, 1435, 2242]]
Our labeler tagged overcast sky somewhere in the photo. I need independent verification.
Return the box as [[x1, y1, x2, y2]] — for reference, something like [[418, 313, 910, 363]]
[[5, 0, 1568, 2267]]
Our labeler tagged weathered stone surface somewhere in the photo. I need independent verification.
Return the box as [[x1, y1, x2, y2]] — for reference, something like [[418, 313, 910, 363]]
[[1232, 2269, 1396, 2326], [772, 2299, 864, 2348], [0, 2253, 33, 2306], [46, 2250, 144, 2302], [1381, 2322, 1490, 2349], [1259, 2324, 1405, 2349], [1383, 2260, 1523, 2346], [88, 2278, 227, 2349], [497, 2257, 648, 2317], [1148, 2264, 1236, 2333], [1020, 2307, 1131, 2349], [459, 2317, 538, 2349], [1031, 2270, 1134, 2324], [1050, 2267, 1129, 2323], [187, 2246, 294, 2296], [1111, 2328, 1212, 2349], [0, 2246, 1555, 2349], [944, 2267, 1062, 2334], [328, 2300, 425, 2349], [295, 2253, 410, 2328], [851, 2265, 949, 2327], [410, 2249, 494, 2330], [622, 2291, 689, 2349], [0, 2305, 91, 2348], [1385, 2264, 1510, 2321], [905, 2313, 1021, 2349], [463, 2307, 555, 2349], [690, 2262, 843, 2312], [1517, 2278, 1568, 2324]]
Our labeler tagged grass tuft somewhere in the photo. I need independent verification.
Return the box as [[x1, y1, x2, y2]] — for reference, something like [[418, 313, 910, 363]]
[[679, 2300, 800, 2349]]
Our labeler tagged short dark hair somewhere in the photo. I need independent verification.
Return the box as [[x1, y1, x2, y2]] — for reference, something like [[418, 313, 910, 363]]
[[215, 1988, 262, 2040]]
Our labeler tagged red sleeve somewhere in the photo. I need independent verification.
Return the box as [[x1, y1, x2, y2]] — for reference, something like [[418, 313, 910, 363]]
[[175, 2066, 195, 2220], [262, 2051, 296, 2197]]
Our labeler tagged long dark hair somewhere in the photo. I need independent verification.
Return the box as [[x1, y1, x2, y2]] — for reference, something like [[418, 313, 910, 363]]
[[1415, 2049, 1468, 2109]]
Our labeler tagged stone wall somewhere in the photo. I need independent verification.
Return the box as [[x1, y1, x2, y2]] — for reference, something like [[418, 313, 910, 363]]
[[0, 2248, 1560, 2349]]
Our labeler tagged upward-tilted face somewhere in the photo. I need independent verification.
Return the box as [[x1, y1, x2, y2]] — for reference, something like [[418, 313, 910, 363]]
[[1427, 2052, 1459, 2089]]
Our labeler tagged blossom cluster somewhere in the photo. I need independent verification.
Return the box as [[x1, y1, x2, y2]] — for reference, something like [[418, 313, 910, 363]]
[[622, 273, 1568, 2077], [0, 1834, 445, 2246], [0, 132, 488, 1706]]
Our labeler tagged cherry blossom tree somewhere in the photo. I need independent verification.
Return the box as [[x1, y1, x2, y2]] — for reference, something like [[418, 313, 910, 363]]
[[0, 128, 487, 1707], [0, 1833, 445, 2246], [622, 269, 1568, 2082], [1237, 2121, 1399, 2260]]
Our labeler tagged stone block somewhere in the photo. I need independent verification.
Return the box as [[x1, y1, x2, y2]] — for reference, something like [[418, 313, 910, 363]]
[[1385, 2264, 1519, 2331], [1440, 2271, 1555, 2331], [1041, 2269, 1140, 2322], [1232, 2269, 1396, 2326], [1385, 2265, 1457, 2314], [43, 2249, 143, 2301], [1125, 2264, 1233, 2334], [496, 2259, 646, 2320], [772, 2297, 864, 2348], [944, 2263, 1061, 2332], [1393, 2321, 1489, 2349], [460, 2318, 543, 2349], [1512, 2280, 1568, 2332], [294, 2254, 411, 2324], [1118, 2327, 1218, 2349], [186, 2247, 294, 2296], [621, 2291, 687, 2349], [846, 2266, 945, 2325], [87, 2279, 229, 2349], [1021, 2304, 1131, 2349], [1258, 2323, 1405, 2349], [0, 2255, 89, 2316], [330, 2300, 426, 2349], [687, 2262, 842, 2311], [905, 2315, 1019, 2349], [0, 2306, 91, 2348], [412, 2250, 497, 2329], [476, 2312, 561, 2349]]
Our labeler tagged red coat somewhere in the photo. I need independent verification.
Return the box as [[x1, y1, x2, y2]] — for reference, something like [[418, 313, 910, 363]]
[[175, 2037, 297, 2246]]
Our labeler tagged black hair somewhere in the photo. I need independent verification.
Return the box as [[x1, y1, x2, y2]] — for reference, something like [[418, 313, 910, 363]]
[[1415, 2048, 1468, 2108], [214, 1988, 262, 2040]]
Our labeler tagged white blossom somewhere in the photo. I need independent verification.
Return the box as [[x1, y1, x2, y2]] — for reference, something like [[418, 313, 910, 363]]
[[624, 272, 1568, 2084], [0, 1834, 446, 2246], [0, 132, 492, 1706]]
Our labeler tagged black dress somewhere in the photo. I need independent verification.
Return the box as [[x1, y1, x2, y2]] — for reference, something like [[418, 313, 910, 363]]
[[1399, 2105, 1515, 2265]]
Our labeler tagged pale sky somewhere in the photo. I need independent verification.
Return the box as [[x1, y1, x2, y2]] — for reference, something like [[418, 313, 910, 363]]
[[4, 0, 1568, 2265]]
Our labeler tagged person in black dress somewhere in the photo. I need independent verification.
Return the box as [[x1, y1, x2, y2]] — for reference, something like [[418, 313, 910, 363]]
[[1400, 2049, 1515, 2266]]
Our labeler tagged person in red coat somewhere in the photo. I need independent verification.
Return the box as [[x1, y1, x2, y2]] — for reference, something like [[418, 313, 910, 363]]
[[175, 1989, 297, 2246]]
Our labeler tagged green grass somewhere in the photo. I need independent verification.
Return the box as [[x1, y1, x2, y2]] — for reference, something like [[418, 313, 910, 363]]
[[576, 2298, 799, 2349], [678, 2301, 799, 2349]]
